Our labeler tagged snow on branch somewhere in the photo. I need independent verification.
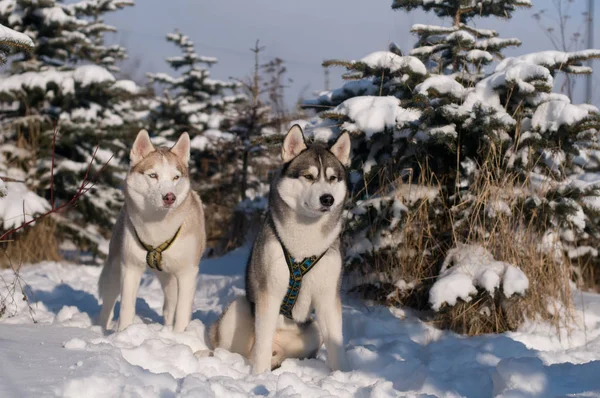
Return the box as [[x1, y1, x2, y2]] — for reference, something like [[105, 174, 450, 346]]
[[0, 65, 115, 97], [416, 75, 466, 99], [324, 51, 427, 79], [429, 244, 529, 311], [497, 50, 600, 75], [532, 101, 597, 133], [323, 96, 421, 137], [0, 23, 34, 64]]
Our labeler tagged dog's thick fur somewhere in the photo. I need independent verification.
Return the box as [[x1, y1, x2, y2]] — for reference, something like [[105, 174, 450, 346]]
[[206, 125, 351, 374], [98, 130, 206, 333]]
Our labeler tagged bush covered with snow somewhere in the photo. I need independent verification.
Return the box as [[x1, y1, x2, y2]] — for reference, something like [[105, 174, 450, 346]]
[[429, 244, 529, 311], [304, 0, 597, 333]]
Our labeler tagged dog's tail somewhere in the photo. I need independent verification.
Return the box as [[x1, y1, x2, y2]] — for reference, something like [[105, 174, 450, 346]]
[[98, 256, 117, 300], [97, 255, 121, 329], [206, 296, 322, 369]]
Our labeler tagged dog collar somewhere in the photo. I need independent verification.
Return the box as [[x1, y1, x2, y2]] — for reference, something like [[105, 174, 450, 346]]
[[133, 225, 182, 271]]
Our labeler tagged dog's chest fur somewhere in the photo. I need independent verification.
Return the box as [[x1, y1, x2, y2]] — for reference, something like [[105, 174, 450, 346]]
[[119, 192, 205, 274], [247, 189, 345, 324]]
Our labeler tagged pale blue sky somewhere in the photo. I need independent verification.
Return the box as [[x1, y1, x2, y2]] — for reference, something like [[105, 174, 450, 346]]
[[105, 0, 599, 107]]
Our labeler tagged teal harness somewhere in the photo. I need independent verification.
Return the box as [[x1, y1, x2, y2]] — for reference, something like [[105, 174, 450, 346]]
[[273, 223, 328, 319]]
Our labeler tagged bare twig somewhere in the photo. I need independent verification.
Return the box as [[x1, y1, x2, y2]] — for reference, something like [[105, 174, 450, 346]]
[[50, 125, 57, 210], [0, 144, 113, 242]]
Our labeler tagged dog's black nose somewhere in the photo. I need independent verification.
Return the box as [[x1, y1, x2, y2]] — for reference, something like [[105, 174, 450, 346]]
[[320, 194, 334, 207]]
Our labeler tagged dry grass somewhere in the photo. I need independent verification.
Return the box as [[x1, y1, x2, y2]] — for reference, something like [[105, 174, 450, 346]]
[[0, 217, 60, 268], [351, 158, 574, 335], [346, 163, 451, 309], [433, 160, 573, 335]]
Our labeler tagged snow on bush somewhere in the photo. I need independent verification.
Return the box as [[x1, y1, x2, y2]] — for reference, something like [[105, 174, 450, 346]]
[[429, 244, 529, 311], [416, 75, 466, 98], [532, 100, 591, 133], [357, 51, 427, 76], [331, 96, 421, 137], [0, 182, 49, 229], [0, 64, 115, 96]]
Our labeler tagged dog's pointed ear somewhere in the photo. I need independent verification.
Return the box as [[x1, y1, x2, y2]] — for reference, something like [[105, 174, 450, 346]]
[[130, 129, 155, 166], [170, 132, 191, 164], [330, 131, 351, 166], [282, 124, 307, 163]]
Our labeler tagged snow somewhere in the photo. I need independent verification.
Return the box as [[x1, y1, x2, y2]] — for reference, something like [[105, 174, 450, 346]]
[[33, 5, 84, 26], [410, 24, 455, 34], [497, 50, 600, 72], [304, 79, 377, 106], [429, 244, 529, 311], [0, 23, 34, 49], [446, 30, 475, 45], [458, 59, 554, 128], [332, 96, 421, 137], [3, 249, 600, 396], [416, 75, 466, 98], [72, 65, 115, 87], [357, 51, 427, 76], [466, 49, 493, 63], [111, 79, 139, 94], [532, 100, 590, 133], [0, 65, 115, 97], [0, 0, 16, 15], [0, 182, 50, 230]]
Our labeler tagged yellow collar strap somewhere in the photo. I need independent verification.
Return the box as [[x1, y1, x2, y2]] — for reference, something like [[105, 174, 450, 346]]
[[133, 226, 182, 271]]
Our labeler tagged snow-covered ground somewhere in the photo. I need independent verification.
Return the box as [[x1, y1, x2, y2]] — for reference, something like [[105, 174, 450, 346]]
[[2, 249, 600, 397]]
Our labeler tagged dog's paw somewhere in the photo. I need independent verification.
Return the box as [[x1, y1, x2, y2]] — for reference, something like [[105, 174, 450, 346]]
[[194, 349, 213, 359]]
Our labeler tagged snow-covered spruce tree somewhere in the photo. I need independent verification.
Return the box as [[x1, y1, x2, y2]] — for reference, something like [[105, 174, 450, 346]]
[[393, 0, 527, 80], [147, 30, 245, 250], [304, 0, 600, 333], [0, 0, 143, 261]]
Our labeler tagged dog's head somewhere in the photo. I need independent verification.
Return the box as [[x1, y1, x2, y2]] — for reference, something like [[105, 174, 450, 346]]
[[276, 125, 351, 218], [126, 129, 191, 211]]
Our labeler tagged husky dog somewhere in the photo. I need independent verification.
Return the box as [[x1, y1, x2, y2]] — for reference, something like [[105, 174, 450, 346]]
[[98, 129, 206, 333], [207, 125, 351, 374]]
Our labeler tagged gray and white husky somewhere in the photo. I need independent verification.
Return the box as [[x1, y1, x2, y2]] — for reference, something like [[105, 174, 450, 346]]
[[98, 129, 206, 333], [206, 125, 351, 374]]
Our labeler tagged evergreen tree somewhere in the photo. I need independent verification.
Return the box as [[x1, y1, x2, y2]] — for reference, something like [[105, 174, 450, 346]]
[[147, 30, 246, 250], [0, 0, 143, 259], [304, 0, 600, 322], [147, 30, 244, 142]]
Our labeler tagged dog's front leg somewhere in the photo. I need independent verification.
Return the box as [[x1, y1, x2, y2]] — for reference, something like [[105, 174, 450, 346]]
[[156, 271, 177, 328], [252, 294, 280, 374], [173, 267, 198, 332], [315, 294, 349, 372], [117, 266, 144, 331]]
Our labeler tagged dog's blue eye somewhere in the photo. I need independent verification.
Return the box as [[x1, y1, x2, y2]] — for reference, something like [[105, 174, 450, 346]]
[[148, 173, 158, 179], [329, 175, 337, 182]]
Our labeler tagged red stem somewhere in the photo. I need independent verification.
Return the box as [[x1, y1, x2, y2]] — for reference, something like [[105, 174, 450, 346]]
[[0, 144, 113, 241], [50, 125, 57, 210]]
